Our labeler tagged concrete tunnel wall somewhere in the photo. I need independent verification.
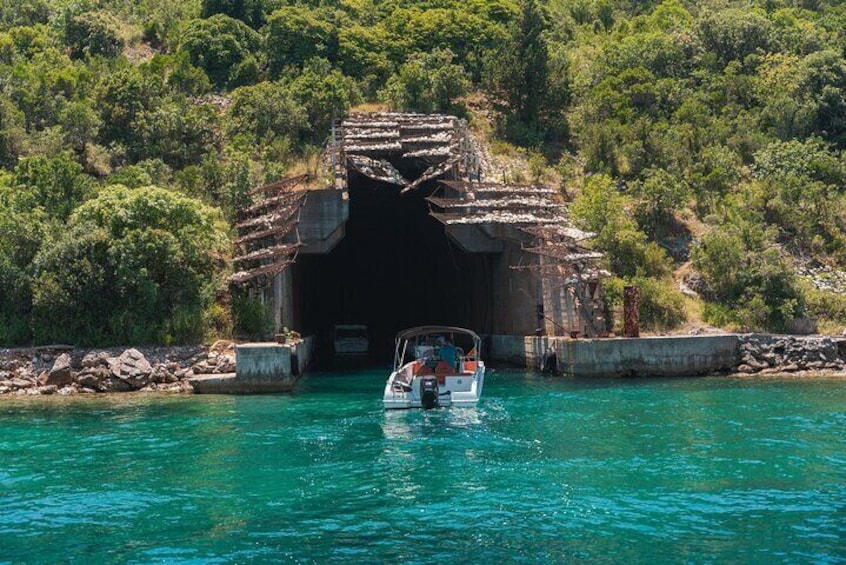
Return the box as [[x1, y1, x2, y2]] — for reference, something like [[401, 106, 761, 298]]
[[274, 183, 541, 350]]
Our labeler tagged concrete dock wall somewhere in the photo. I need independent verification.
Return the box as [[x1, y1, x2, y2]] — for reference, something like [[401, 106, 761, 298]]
[[489, 334, 741, 377], [191, 337, 315, 393]]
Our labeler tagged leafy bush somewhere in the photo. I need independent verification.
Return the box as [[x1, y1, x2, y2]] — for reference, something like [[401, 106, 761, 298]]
[[692, 210, 804, 332], [179, 14, 260, 89], [232, 292, 273, 341], [31, 185, 229, 345], [802, 285, 846, 333], [265, 6, 336, 76], [226, 81, 308, 148], [12, 154, 96, 219], [289, 58, 361, 139], [0, 253, 31, 345], [380, 49, 470, 114], [570, 174, 674, 279], [632, 276, 687, 331], [64, 11, 124, 59]]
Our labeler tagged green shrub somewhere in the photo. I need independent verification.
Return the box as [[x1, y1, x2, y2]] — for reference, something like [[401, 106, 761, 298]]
[[633, 276, 688, 331], [179, 14, 260, 89], [802, 286, 846, 328], [31, 185, 229, 346], [232, 293, 273, 341], [65, 11, 124, 59], [702, 302, 738, 329], [380, 49, 470, 114]]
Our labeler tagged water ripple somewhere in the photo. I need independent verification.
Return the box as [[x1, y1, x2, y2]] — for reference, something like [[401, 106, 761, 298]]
[[0, 371, 844, 564]]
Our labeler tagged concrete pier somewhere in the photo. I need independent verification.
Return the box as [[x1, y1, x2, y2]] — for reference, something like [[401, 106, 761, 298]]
[[190, 338, 314, 393], [490, 334, 741, 377]]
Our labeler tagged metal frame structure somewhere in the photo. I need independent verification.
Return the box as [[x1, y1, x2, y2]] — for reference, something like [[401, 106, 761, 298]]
[[230, 174, 309, 287]]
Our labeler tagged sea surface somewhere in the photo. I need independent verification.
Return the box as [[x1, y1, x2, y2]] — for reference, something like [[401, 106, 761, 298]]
[[1, 369, 845, 564]]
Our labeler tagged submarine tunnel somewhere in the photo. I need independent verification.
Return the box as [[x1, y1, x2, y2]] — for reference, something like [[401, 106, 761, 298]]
[[292, 170, 495, 360]]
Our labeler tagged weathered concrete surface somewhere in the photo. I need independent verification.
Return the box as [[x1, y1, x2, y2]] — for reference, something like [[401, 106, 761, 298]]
[[297, 189, 348, 254], [490, 334, 532, 366], [489, 334, 741, 377], [445, 224, 504, 253], [187, 373, 239, 393], [190, 338, 314, 393]]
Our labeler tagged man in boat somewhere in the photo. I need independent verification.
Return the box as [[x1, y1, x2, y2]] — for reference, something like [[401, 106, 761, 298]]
[[439, 336, 457, 370]]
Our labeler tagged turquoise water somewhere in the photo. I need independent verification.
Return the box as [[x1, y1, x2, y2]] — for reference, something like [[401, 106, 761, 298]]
[[1, 370, 845, 564]]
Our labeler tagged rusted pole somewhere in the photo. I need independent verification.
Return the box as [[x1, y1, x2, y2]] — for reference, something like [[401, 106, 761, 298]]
[[623, 286, 640, 338]]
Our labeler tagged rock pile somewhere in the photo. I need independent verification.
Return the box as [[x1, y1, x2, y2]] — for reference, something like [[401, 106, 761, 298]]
[[797, 263, 846, 294], [0, 342, 238, 396], [737, 335, 846, 374]]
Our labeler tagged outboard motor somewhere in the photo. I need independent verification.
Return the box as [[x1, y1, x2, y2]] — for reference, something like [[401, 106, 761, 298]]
[[419, 376, 439, 409]]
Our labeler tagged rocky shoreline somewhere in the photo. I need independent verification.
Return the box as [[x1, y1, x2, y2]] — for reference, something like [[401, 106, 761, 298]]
[[2, 335, 846, 396], [0, 342, 236, 396], [736, 335, 846, 375]]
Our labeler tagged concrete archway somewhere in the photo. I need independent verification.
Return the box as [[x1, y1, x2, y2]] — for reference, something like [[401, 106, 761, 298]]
[[233, 113, 607, 358]]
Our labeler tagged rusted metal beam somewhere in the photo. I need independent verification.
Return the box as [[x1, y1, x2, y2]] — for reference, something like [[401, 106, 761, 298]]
[[233, 243, 301, 265], [248, 173, 309, 196], [230, 261, 295, 285], [623, 286, 640, 338], [240, 192, 305, 216], [234, 221, 298, 245]]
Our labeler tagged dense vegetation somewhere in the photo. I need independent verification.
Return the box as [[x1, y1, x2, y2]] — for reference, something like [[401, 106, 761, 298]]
[[0, 0, 844, 345]]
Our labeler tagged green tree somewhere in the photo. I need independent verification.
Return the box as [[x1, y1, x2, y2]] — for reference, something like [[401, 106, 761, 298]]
[[692, 200, 803, 331], [64, 10, 125, 59], [336, 24, 392, 94], [133, 98, 218, 168], [696, 9, 773, 66], [0, 94, 25, 168], [201, 0, 265, 28], [486, 0, 550, 141], [96, 65, 159, 147], [570, 174, 671, 279], [179, 14, 260, 89], [59, 100, 101, 154], [632, 168, 689, 228], [380, 49, 470, 114], [0, 191, 48, 345], [31, 185, 229, 345], [12, 154, 96, 219], [226, 81, 308, 148], [289, 58, 361, 140], [264, 6, 336, 76]]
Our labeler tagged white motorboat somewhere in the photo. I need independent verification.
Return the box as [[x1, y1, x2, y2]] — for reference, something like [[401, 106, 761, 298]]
[[383, 326, 485, 410]]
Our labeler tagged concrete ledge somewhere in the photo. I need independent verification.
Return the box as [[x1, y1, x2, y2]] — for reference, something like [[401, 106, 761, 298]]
[[189, 337, 314, 394], [490, 334, 741, 377], [189, 373, 298, 393]]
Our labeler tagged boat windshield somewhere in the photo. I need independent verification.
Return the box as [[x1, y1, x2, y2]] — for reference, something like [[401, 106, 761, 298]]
[[393, 327, 481, 369]]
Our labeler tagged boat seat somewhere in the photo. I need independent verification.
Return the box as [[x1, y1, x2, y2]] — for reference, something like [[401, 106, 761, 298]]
[[414, 362, 435, 376], [434, 361, 454, 384]]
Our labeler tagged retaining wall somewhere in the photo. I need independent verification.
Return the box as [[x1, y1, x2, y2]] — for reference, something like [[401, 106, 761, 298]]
[[191, 337, 314, 393], [489, 334, 741, 377]]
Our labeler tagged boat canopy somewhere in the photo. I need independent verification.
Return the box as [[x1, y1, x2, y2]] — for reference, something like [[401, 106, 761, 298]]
[[393, 326, 482, 370], [395, 326, 481, 343]]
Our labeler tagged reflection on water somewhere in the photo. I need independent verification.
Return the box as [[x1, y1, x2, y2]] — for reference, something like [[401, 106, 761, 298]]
[[1, 370, 845, 564]]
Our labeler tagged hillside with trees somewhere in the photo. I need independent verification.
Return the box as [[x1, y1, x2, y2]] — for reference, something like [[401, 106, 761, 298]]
[[0, 0, 844, 345]]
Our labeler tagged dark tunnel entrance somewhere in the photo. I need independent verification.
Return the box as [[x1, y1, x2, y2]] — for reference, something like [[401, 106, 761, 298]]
[[293, 172, 494, 361]]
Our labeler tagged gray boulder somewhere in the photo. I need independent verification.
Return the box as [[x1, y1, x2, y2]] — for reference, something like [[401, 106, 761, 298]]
[[81, 351, 110, 368], [45, 353, 73, 387], [113, 348, 153, 388]]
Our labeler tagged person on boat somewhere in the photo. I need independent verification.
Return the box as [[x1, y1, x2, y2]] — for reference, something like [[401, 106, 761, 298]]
[[439, 336, 457, 370]]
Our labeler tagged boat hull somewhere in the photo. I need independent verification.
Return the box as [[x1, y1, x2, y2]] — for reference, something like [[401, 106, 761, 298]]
[[382, 363, 485, 410]]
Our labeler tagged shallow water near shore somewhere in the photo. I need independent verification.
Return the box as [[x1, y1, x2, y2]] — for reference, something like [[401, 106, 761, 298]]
[[1, 370, 845, 564]]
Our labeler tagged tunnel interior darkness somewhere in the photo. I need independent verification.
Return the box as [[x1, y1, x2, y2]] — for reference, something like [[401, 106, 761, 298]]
[[293, 169, 492, 359]]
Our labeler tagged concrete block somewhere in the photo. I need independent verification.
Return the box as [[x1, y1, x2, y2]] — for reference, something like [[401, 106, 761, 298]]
[[489, 334, 742, 377]]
